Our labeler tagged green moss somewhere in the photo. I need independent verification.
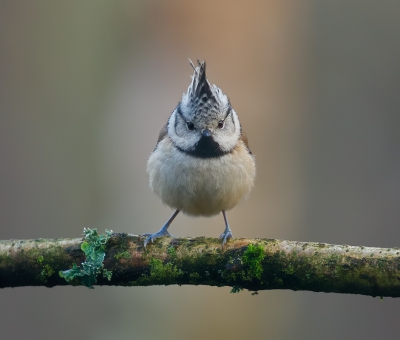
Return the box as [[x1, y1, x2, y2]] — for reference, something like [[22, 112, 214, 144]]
[[41, 264, 55, 278], [133, 258, 183, 286], [167, 246, 177, 259], [189, 272, 201, 283], [114, 251, 131, 260], [149, 258, 181, 281], [35, 255, 56, 282], [223, 244, 266, 291], [59, 228, 113, 288], [283, 263, 295, 275], [242, 244, 265, 280]]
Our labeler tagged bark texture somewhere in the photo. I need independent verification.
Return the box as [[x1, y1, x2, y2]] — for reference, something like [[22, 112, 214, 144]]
[[1, 233, 400, 297]]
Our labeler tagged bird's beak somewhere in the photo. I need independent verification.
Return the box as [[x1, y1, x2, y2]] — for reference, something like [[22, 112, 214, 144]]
[[202, 129, 211, 137]]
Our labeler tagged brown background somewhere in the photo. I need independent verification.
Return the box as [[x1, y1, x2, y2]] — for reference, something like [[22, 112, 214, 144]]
[[1, 1, 400, 339]]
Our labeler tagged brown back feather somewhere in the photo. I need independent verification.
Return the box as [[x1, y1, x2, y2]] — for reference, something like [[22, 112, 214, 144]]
[[240, 131, 252, 154]]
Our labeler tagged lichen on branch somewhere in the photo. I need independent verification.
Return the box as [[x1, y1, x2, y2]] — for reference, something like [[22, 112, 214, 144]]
[[59, 228, 113, 288]]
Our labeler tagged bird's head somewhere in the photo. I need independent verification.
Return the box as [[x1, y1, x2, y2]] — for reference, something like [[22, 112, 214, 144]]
[[168, 60, 241, 158]]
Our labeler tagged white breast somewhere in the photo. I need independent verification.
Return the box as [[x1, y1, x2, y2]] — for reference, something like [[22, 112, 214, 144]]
[[147, 137, 256, 217]]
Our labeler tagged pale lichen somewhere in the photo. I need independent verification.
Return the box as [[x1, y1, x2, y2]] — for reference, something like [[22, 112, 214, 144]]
[[59, 228, 112, 288]]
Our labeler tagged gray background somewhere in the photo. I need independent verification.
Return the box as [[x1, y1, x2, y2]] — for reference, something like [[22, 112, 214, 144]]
[[1, 1, 399, 339]]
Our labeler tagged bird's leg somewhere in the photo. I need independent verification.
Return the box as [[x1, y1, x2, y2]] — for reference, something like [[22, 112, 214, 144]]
[[219, 210, 233, 245], [143, 210, 180, 247]]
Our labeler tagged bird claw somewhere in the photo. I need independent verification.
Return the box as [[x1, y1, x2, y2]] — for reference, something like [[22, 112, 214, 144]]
[[143, 230, 174, 247], [219, 229, 233, 246]]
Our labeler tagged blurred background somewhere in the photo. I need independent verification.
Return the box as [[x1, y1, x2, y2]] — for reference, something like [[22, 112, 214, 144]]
[[1, 1, 400, 339]]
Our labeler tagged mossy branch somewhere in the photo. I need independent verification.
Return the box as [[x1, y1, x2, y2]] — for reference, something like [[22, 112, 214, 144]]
[[1, 232, 400, 297]]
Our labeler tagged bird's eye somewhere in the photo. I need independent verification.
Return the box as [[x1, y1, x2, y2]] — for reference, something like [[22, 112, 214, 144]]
[[217, 120, 225, 129], [187, 122, 195, 131]]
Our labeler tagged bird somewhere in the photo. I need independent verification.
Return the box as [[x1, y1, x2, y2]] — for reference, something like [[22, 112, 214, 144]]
[[144, 59, 256, 247]]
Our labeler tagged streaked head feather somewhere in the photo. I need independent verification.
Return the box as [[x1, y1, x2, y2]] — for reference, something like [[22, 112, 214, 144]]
[[180, 60, 229, 124]]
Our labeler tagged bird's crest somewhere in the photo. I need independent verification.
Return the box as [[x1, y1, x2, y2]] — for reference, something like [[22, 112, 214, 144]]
[[183, 59, 228, 121], [187, 59, 216, 105]]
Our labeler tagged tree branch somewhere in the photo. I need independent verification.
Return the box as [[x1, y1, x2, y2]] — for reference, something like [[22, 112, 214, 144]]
[[1, 233, 399, 296]]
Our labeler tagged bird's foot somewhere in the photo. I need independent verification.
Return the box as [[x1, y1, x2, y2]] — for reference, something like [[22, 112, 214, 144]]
[[219, 229, 233, 246], [143, 229, 174, 248]]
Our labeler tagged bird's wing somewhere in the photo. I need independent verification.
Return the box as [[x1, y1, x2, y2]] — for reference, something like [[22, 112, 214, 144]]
[[240, 131, 252, 154], [156, 123, 168, 145]]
